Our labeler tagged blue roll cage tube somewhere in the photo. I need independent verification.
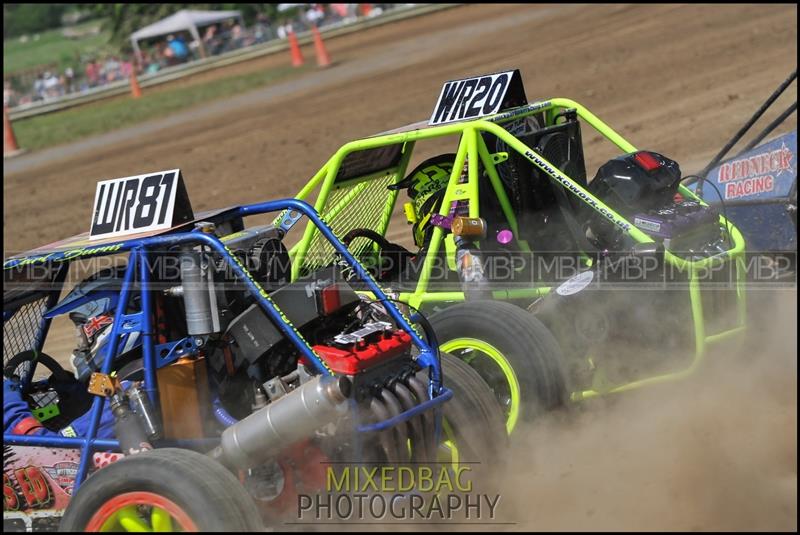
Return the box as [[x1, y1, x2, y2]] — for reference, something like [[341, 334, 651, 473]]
[[4, 199, 449, 491]]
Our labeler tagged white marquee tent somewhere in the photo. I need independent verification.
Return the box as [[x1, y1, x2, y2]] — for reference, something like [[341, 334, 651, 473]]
[[130, 9, 243, 59]]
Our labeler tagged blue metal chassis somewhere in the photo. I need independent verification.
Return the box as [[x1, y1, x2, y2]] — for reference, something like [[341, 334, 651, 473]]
[[3, 199, 448, 491]]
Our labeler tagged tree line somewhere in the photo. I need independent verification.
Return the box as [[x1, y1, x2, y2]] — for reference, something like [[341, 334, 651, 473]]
[[4, 4, 286, 43]]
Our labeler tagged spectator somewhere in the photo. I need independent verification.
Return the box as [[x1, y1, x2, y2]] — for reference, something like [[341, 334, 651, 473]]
[[33, 73, 45, 100], [5, 7, 400, 108], [330, 3, 351, 20], [42, 72, 61, 99], [167, 34, 189, 63], [58, 73, 67, 96], [163, 42, 176, 66], [231, 23, 244, 49], [120, 59, 133, 79], [85, 59, 99, 88], [277, 20, 293, 39], [202, 24, 220, 56], [254, 13, 272, 44], [188, 38, 201, 58], [64, 66, 75, 93], [3, 81, 17, 107], [104, 56, 121, 83], [306, 4, 325, 26], [143, 50, 162, 74], [202, 24, 216, 42]]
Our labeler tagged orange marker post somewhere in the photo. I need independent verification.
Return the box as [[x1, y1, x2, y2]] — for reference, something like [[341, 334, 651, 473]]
[[130, 70, 143, 99], [288, 30, 305, 67], [3, 105, 23, 157], [311, 25, 331, 68]]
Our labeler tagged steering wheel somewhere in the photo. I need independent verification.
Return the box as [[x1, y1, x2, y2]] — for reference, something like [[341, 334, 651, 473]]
[[4, 350, 73, 396], [341, 228, 415, 282]]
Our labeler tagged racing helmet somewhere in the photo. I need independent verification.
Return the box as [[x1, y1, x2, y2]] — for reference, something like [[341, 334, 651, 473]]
[[389, 154, 455, 248], [45, 266, 142, 381]]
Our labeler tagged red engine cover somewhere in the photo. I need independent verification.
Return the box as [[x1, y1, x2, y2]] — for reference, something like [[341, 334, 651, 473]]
[[312, 330, 412, 375]]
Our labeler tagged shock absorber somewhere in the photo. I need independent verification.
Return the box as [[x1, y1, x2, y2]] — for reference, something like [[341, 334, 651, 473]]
[[179, 245, 219, 335], [126, 383, 161, 440], [452, 216, 493, 301], [110, 392, 153, 456]]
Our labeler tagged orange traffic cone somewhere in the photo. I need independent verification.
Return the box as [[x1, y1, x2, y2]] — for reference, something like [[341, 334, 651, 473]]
[[311, 25, 331, 68], [288, 30, 305, 67], [130, 70, 142, 99], [3, 105, 23, 158]]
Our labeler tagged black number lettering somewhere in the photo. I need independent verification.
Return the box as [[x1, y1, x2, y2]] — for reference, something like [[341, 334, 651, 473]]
[[133, 174, 162, 228], [157, 172, 175, 225], [450, 79, 477, 121], [432, 81, 463, 124], [91, 183, 117, 236], [115, 179, 139, 232], [110, 181, 125, 233], [483, 74, 509, 115], [466, 77, 492, 118]]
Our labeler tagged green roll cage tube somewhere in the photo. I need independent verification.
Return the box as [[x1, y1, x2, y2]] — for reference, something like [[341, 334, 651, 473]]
[[282, 97, 748, 403]]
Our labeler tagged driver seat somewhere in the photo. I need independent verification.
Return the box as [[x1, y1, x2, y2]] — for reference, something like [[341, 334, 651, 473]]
[[490, 109, 590, 255]]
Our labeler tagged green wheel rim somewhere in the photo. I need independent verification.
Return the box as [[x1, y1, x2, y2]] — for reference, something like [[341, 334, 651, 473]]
[[87, 491, 197, 532], [438, 418, 461, 468], [440, 338, 521, 434], [98, 505, 180, 532]]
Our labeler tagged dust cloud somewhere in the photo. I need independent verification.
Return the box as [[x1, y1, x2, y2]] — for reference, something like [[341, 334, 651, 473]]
[[495, 289, 797, 531]]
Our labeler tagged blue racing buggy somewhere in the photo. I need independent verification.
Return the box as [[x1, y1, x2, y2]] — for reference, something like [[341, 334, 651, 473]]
[[3, 170, 505, 531]]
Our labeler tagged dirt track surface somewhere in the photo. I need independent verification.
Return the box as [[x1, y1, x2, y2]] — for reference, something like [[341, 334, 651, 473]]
[[4, 3, 797, 253]]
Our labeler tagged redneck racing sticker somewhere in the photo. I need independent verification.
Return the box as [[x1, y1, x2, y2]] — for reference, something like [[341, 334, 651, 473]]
[[705, 131, 796, 202], [89, 169, 194, 240], [429, 69, 528, 126]]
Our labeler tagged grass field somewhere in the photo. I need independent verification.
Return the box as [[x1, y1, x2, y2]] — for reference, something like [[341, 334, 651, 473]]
[[3, 21, 113, 75], [12, 63, 311, 151]]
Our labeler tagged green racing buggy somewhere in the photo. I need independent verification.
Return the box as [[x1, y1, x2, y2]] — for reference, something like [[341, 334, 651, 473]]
[[282, 70, 748, 434]]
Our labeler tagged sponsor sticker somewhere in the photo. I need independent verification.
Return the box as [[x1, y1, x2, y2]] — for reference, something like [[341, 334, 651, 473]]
[[82, 314, 113, 338], [523, 149, 632, 232], [556, 270, 594, 296], [634, 217, 662, 233], [701, 131, 796, 202]]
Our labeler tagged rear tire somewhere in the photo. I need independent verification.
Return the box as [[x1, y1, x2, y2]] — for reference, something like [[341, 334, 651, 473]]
[[439, 351, 509, 461], [59, 448, 263, 532], [430, 300, 567, 434], [432, 352, 509, 491]]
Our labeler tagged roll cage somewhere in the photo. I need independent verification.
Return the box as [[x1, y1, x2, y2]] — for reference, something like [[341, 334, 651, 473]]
[[3, 199, 447, 491], [288, 98, 748, 401]]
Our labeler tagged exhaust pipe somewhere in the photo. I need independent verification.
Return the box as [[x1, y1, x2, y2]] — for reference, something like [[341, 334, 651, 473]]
[[369, 396, 399, 463], [393, 381, 428, 463], [380, 388, 410, 463], [407, 374, 436, 460], [210, 375, 351, 469]]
